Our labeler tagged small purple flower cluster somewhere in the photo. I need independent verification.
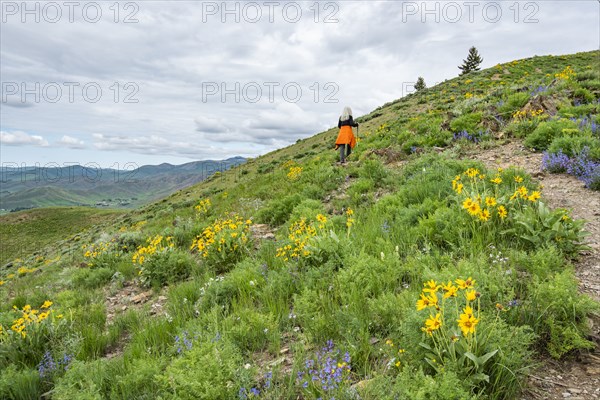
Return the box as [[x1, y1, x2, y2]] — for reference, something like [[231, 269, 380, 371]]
[[576, 116, 598, 136], [37, 351, 72, 379], [541, 150, 570, 173], [238, 371, 273, 399], [453, 130, 487, 143], [260, 263, 269, 282], [381, 220, 390, 234], [297, 340, 352, 396], [530, 85, 549, 96], [567, 148, 600, 188], [565, 116, 599, 137], [175, 331, 193, 354], [542, 147, 600, 189], [238, 387, 260, 399]]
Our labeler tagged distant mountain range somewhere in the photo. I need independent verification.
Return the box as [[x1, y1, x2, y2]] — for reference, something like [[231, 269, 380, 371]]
[[0, 157, 246, 211]]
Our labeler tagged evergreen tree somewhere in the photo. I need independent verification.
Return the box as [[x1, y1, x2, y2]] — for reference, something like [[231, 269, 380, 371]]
[[414, 77, 426, 91], [458, 46, 483, 75]]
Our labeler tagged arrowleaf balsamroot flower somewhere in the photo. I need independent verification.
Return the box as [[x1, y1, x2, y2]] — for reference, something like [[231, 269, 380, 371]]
[[441, 281, 458, 299], [422, 313, 442, 336], [497, 205, 508, 219], [423, 280, 440, 294], [455, 277, 476, 290], [416, 293, 438, 310], [457, 306, 480, 336], [465, 289, 477, 302]]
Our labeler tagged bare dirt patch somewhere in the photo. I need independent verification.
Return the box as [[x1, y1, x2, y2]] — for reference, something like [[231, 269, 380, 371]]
[[104, 282, 167, 325]]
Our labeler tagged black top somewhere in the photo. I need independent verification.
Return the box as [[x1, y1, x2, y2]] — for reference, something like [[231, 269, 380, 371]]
[[338, 116, 359, 128]]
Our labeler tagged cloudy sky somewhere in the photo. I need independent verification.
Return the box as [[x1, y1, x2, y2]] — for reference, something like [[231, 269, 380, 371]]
[[1, 1, 598, 168]]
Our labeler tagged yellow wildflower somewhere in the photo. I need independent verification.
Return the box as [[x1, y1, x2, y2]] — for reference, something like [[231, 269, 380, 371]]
[[423, 280, 439, 294], [528, 191, 541, 202], [457, 312, 479, 336], [455, 277, 476, 290], [424, 313, 442, 333], [465, 289, 477, 302], [485, 197, 497, 207], [497, 205, 508, 219], [478, 208, 491, 222]]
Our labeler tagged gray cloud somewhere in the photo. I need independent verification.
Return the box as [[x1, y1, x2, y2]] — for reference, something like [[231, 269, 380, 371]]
[[1, 1, 598, 166]]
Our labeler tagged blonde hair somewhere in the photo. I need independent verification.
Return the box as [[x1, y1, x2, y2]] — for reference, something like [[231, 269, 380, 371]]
[[340, 106, 352, 121]]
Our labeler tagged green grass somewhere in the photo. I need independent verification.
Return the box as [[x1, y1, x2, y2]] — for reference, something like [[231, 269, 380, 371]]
[[0, 50, 598, 400], [0, 207, 125, 265]]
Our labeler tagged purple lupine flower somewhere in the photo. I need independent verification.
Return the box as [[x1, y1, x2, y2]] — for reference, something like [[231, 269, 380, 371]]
[[37, 351, 73, 378], [382, 220, 390, 233], [263, 371, 272, 390], [541, 150, 570, 173]]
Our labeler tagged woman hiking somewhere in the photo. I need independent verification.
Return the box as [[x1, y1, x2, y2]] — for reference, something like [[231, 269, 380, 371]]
[[335, 106, 359, 164]]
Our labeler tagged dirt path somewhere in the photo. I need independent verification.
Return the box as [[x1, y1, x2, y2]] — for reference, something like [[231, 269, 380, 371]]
[[465, 141, 600, 400]]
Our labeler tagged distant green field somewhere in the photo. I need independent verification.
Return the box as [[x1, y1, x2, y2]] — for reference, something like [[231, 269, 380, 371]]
[[0, 207, 125, 265]]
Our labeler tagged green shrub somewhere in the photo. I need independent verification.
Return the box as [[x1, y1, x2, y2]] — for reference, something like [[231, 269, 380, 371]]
[[450, 112, 482, 133], [294, 286, 340, 343], [580, 79, 600, 91], [223, 309, 278, 353], [505, 118, 540, 138], [167, 279, 207, 323], [257, 193, 303, 225], [527, 271, 598, 358], [303, 230, 351, 270], [573, 87, 595, 104], [172, 221, 197, 248], [360, 158, 387, 187], [126, 317, 177, 359], [523, 119, 578, 150], [575, 70, 600, 82], [423, 129, 454, 148], [558, 103, 599, 118], [288, 199, 325, 223], [196, 260, 263, 313], [139, 250, 196, 288], [158, 338, 251, 399], [347, 178, 375, 205], [498, 93, 530, 117], [504, 201, 588, 257], [110, 357, 165, 399], [117, 231, 146, 252], [361, 367, 474, 400], [71, 267, 114, 289], [548, 135, 600, 160], [53, 359, 109, 400], [407, 116, 443, 136], [0, 365, 41, 400]]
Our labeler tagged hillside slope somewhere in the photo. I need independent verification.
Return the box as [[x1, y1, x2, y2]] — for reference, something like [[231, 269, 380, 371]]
[[0, 50, 598, 400], [0, 207, 126, 265]]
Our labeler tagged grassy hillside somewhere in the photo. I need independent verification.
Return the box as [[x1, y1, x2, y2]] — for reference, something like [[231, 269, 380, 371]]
[[0, 207, 125, 265], [0, 50, 598, 399]]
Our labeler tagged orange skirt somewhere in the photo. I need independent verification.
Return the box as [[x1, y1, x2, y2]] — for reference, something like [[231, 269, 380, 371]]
[[335, 126, 356, 148]]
